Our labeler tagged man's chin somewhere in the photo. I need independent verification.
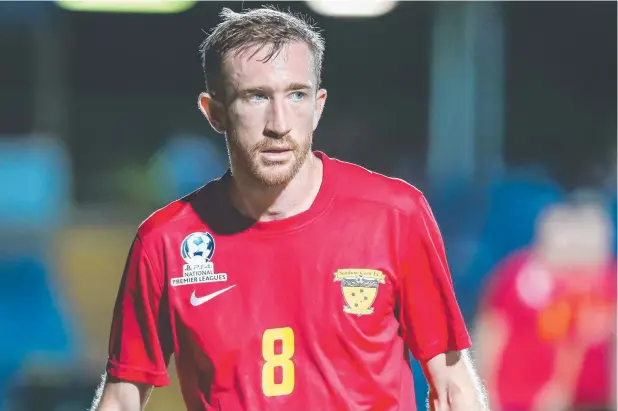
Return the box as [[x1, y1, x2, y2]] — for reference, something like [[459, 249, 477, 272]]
[[253, 167, 297, 187], [243, 148, 310, 186]]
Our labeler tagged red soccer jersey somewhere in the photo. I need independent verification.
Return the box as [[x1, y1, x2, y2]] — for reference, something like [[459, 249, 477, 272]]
[[106, 152, 471, 411], [481, 250, 616, 410]]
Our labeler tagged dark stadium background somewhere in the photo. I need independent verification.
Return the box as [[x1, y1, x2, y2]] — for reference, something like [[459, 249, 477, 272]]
[[0, 1, 615, 410]]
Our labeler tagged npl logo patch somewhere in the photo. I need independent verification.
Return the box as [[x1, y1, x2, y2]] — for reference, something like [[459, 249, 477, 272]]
[[171, 232, 227, 287]]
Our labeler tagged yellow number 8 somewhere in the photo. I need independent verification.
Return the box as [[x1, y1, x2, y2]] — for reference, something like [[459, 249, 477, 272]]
[[262, 327, 295, 397]]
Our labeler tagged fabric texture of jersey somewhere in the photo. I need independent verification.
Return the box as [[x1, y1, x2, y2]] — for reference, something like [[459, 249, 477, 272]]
[[106, 151, 471, 411]]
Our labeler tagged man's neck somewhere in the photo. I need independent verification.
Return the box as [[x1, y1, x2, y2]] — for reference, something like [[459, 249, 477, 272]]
[[229, 154, 323, 222]]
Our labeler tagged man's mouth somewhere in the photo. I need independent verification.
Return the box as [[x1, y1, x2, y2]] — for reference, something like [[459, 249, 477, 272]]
[[262, 147, 292, 153]]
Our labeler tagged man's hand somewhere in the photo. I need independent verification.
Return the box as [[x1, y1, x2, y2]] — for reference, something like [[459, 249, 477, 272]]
[[432, 379, 478, 411], [424, 350, 489, 411]]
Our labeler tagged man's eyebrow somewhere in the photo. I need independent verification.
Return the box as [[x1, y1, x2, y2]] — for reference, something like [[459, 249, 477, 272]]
[[285, 83, 312, 91], [237, 83, 312, 95]]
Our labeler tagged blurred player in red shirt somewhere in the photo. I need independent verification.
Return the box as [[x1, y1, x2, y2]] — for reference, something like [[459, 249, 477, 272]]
[[475, 202, 616, 411], [89, 6, 488, 411]]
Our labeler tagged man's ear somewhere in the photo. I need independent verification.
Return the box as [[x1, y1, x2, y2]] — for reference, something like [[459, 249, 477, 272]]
[[198, 92, 227, 134], [313, 88, 327, 130]]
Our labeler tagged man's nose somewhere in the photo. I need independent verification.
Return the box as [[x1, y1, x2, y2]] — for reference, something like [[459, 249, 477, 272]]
[[264, 97, 291, 138]]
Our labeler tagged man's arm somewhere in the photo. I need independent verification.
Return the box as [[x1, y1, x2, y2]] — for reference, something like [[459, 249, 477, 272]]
[[396, 192, 487, 410], [90, 374, 153, 411], [423, 349, 489, 411], [91, 234, 172, 410]]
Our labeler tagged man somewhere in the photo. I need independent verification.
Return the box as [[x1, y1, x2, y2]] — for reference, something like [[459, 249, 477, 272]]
[[475, 202, 616, 411], [92, 7, 486, 411]]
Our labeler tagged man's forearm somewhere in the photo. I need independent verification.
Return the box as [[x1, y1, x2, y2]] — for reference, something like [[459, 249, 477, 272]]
[[89, 373, 152, 411], [425, 350, 490, 411]]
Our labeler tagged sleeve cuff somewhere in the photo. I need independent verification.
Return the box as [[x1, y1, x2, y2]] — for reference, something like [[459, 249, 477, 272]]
[[413, 331, 472, 363], [106, 360, 170, 387]]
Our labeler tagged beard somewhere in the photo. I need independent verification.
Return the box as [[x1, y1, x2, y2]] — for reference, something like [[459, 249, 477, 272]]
[[227, 133, 312, 187]]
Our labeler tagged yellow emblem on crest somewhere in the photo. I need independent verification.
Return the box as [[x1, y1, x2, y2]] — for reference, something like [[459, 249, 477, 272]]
[[334, 269, 385, 316]]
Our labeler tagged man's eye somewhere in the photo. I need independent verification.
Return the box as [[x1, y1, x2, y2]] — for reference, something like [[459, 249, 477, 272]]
[[290, 91, 307, 101], [249, 94, 267, 102]]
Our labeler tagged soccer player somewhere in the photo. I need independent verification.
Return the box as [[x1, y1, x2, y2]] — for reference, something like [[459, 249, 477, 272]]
[[475, 203, 616, 411], [92, 7, 487, 411]]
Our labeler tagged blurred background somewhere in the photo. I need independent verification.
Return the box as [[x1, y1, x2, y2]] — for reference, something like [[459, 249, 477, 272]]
[[0, 1, 616, 410]]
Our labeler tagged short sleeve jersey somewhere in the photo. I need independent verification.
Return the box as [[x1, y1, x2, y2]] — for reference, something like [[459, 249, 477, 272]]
[[106, 152, 471, 411]]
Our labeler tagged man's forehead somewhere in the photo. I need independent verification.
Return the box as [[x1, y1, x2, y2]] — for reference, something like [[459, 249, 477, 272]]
[[222, 42, 316, 90]]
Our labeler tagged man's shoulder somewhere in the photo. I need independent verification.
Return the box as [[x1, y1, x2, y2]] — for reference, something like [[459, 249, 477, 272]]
[[330, 156, 423, 215], [136, 178, 221, 240]]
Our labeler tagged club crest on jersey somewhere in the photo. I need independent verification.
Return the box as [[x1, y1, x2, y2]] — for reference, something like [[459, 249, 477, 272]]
[[334, 269, 385, 316], [170, 232, 227, 287]]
